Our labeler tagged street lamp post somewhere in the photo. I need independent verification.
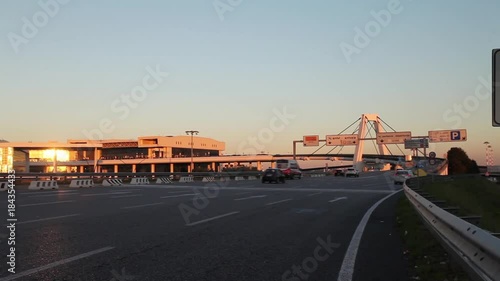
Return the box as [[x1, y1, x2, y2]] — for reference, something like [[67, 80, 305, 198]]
[[185, 130, 199, 172], [484, 141, 492, 176]]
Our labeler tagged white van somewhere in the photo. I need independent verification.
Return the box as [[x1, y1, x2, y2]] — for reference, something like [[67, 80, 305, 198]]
[[276, 159, 302, 179]]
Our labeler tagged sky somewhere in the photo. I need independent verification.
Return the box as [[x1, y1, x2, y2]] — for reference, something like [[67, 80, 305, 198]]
[[1, 0, 500, 165]]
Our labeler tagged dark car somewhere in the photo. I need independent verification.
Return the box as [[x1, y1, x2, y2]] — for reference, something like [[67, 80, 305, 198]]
[[262, 168, 285, 183], [334, 169, 345, 176]]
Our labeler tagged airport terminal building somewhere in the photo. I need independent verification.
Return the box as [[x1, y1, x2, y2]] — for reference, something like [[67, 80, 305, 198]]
[[0, 135, 230, 173]]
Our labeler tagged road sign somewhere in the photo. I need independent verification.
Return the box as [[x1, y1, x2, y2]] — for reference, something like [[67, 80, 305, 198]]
[[404, 138, 429, 149], [303, 135, 319, 146], [326, 134, 358, 146], [376, 131, 412, 145], [493, 49, 500, 126], [429, 151, 436, 158], [428, 129, 467, 142]]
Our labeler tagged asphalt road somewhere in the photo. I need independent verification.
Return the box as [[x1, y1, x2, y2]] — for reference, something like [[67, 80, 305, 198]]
[[0, 172, 408, 281]]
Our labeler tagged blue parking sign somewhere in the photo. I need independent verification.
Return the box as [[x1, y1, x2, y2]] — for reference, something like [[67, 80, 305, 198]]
[[450, 131, 461, 140]]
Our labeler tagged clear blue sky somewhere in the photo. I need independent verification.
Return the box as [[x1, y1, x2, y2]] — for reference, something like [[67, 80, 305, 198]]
[[1, 0, 499, 165]]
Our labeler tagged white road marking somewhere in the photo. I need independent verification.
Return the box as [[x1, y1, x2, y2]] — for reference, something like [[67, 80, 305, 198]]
[[19, 200, 75, 207], [329, 197, 348, 203], [110, 189, 141, 192], [17, 214, 81, 225], [234, 195, 267, 201], [0, 247, 114, 281], [110, 194, 143, 199], [82, 192, 131, 197], [266, 199, 292, 206], [19, 190, 77, 195], [168, 190, 194, 194], [307, 192, 323, 197], [337, 190, 402, 281], [121, 202, 163, 209], [186, 211, 240, 226], [160, 193, 196, 199]]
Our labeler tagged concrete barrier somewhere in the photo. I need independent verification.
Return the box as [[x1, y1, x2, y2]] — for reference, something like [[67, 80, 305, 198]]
[[29, 181, 59, 190], [0, 182, 8, 192], [102, 179, 123, 186], [248, 176, 257, 180], [69, 179, 94, 188], [235, 176, 245, 181], [179, 176, 194, 183], [202, 177, 215, 182], [156, 177, 173, 184], [130, 178, 150, 185], [220, 177, 230, 182]]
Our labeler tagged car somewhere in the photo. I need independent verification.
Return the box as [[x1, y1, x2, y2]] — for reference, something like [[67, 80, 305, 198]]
[[276, 159, 302, 179], [334, 169, 345, 176], [261, 168, 286, 184], [345, 168, 359, 177], [393, 170, 414, 184]]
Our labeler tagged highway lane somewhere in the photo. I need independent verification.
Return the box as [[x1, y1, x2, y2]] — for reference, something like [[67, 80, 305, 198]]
[[0, 172, 407, 281]]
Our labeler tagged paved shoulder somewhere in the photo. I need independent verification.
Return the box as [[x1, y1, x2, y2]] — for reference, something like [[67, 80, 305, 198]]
[[352, 191, 409, 281]]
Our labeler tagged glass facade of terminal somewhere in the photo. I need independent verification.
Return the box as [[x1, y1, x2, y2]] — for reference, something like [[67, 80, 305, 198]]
[[0, 147, 13, 172]]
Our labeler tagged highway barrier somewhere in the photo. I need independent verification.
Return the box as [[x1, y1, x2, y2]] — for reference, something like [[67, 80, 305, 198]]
[[29, 181, 59, 190], [102, 179, 123, 186], [202, 177, 215, 182], [404, 177, 500, 281], [235, 176, 245, 181], [69, 179, 94, 188], [130, 177, 150, 185], [248, 176, 257, 180], [156, 177, 173, 184], [179, 176, 194, 183], [0, 182, 7, 192]]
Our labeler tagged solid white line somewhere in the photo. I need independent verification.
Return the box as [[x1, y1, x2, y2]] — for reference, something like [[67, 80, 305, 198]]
[[186, 211, 240, 226], [0, 246, 114, 281], [337, 190, 402, 281], [168, 190, 194, 194], [329, 197, 348, 203], [121, 202, 163, 209], [110, 194, 143, 199], [307, 192, 323, 197], [266, 199, 292, 206], [82, 192, 131, 197], [19, 200, 75, 207], [16, 214, 81, 225], [234, 195, 267, 201], [160, 193, 195, 199]]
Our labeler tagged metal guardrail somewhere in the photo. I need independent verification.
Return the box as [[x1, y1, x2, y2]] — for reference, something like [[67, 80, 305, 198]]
[[403, 177, 500, 281]]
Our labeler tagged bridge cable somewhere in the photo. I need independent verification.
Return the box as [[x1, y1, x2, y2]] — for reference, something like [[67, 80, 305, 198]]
[[368, 122, 380, 154], [306, 117, 361, 157], [377, 119, 405, 155]]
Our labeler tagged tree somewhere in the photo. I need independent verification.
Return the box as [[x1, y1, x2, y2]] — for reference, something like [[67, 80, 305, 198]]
[[447, 147, 480, 175]]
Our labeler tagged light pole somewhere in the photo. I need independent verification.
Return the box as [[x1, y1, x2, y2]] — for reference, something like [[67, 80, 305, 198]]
[[484, 141, 492, 176], [186, 130, 199, 172]]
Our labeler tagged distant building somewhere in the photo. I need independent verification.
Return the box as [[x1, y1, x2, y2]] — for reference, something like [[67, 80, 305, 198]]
[[0, 135, 227, 173]]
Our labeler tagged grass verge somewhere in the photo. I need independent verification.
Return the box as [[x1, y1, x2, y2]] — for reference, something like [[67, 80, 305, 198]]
[[421, 176, 500, 233], [396, 195, 470, 281]]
